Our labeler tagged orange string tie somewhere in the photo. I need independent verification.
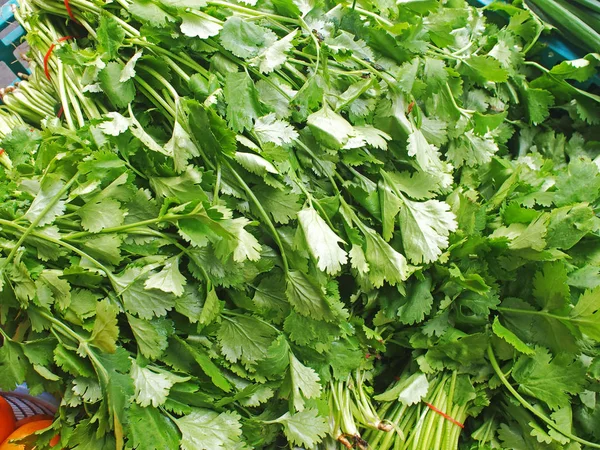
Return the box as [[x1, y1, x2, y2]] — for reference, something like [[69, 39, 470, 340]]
[[425, 402, 465, 429]]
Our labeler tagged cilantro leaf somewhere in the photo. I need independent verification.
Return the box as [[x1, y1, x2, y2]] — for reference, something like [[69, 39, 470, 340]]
[[273, 409, 328, 448], [512, 348, 586, 410], [176, 409, 244, 450]]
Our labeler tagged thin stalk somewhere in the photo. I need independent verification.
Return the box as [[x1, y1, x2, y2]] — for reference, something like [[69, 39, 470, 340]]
[[1, 173, 79, 267], [487, 346, 600, 448], [224, 160, 289, 272]]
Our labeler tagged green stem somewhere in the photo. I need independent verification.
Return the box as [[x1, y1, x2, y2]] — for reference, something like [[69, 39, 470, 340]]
[[487, 346, 600, 448], [2, 172, 79, 267], [224, 160, 289, 272]]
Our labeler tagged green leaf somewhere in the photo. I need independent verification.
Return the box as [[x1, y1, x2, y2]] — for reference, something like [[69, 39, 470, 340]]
[[397, 276, 434, 325], [131, 360, 189, 407], [149, 167, 208, 204], [219, 17, 276, 59], [127, 314, 172, 359], [114, 266, 177, 319], [254, 113, 299, 146], [224, 71, 267, 132], [297, 207, 347, 275], [24, 174, 66, 226], [285, 270, 337, 321], [145, 256, 187, 297], [217, 315, 277, 367], [98, 62, 136, 108], [492, 317, 535, 355], [274, 409, 328, 448], [0, 339, 27, 390], [375, 372, 429, 404], [177, 409, 243, 450], [166, 120, 200, 173], [532, 262, 570, 312], [253, 185, 302, 225], [570, 286, 600, 341], [362, 226, 412, 287], [283, 352, 322, 411], [89, 299, 119, 353], [180, 12, 222, 39], [255, 335, 290, 378], [35, 270, 71, 309], [521, 83, 554, 125], [78, 198, 125, 232], [512, 347, 586, 410], [199, 286, 222, 326], [97, 15, 125, 60], [188, 102, 237, 158], [178, 338, 232, 392], [546, 203, 598, 250], [554, 158, 600, 207], [235, 152, 279, 176], [54, 344, 94, 377], [399, 197, 457, 264], [462, 55, 509, 83], [306, 107, 354, 149], [127, 404, 181, 450], [79, 236, 122, 269], [249, 29, 297, 74], [130, 0, 174, 27]]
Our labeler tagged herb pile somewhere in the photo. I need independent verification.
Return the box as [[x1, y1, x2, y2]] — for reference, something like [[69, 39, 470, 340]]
[[0, 0, 599, 448]]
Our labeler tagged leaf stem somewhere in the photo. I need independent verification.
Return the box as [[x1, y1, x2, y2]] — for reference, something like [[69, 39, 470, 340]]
[[223, 160, 289, 272], [2, 172, 79, 267], [487, 346, 600, 448]]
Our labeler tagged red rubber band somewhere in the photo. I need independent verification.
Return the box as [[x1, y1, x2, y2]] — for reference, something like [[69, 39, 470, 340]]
[[0, 149, 5, 156], [57, 105, 64, 119], [63, 0, 77, 22], [425, 402, 464, 429], [44, 44, 56, 80], [44, 37, 73, 80]]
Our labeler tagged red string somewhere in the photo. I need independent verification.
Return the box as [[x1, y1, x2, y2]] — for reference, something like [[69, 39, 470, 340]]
[[43, 37, 73, 81], [425, 402, 465, 429], [57, 105, 64, 119], [43, 44, 56, 80], [63, 0, 77, 22]]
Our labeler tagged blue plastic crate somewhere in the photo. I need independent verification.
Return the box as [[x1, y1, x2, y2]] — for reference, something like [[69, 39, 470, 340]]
[[470, 0, 600, 87], [0, 0, 28, 88]]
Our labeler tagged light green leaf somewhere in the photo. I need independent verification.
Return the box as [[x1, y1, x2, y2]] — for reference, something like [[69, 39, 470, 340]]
[[145, 256, 187, 297], [298, 207, 347, 275], [570, 286, 600, 341], [177, 409, 243, 450], [274, 409, 328, 448], [399, 198, 457, 264], [285, 352, 321, 411], [249, 30, 297, 73], [492, 317, 535, 355], [78, 198, 125, 233], [24, 174, 66, 226], [254, 113, 299, 146], [131, 360, 189, 407], [307, 107, 354, 149], [224, 71, 266, 133], [235, 152, 279, 176], [286, 270, 337, 321], [180, 12, 222, 38], [217, 315, 277, 367], [127, 314, 172, 360], [90, 300, 119, 354]]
